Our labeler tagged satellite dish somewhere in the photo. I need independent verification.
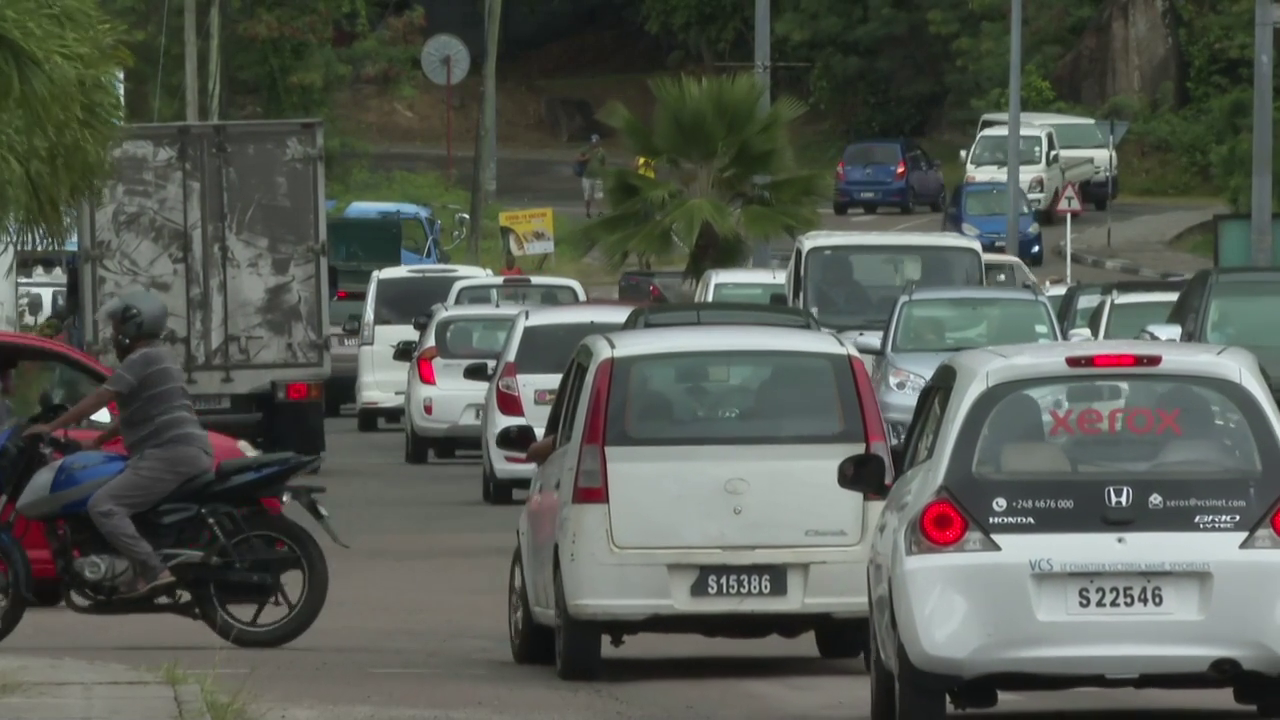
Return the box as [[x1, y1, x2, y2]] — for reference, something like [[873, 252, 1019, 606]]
[[420, 34, 471, 86]]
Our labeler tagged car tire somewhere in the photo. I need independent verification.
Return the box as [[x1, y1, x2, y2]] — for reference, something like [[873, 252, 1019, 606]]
[[404, 428, 430, 464], [814, 620, 866, 659], [900, 191, 916, 214], [895, 637, 947, 719], [482, 475, 494, 504], [929, 189, 946, 212], [434, 443, 457, 460], [356, 411, 377, 433], [868, 613, 895, 720], [863, 205, 879, 214], [833, 203, 849, 216], [509, 548, 555, 665], [553, 565, 601, 680], [1041, 192, 1058, 225], [30, 581, 62, 608]]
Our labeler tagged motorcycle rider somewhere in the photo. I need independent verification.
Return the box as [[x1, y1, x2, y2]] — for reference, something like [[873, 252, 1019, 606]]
[[24, 290, 213, 598]]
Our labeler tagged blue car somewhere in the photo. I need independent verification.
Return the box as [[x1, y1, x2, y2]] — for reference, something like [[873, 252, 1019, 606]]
[[942, 182, 1044, 266], [833, 140, 946, 216]]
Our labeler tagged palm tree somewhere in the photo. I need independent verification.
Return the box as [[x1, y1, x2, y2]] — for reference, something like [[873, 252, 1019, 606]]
[[0, 0, 127, 250], [575, 73, 828, 281]]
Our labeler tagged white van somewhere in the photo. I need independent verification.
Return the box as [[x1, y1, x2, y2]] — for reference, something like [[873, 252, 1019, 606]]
[[354, 264, 491, 432], [785, 231, 985, 340], [692, 267, 785, 303], [961, 124, 1093, 222], [977, 112, 1119, 210]]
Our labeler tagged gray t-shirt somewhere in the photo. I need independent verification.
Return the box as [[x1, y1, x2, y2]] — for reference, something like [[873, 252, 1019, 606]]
[[103, 346, 212, 456]]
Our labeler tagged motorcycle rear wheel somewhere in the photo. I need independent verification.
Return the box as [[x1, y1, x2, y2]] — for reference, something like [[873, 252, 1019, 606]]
[[195, 513, 329, 648], [0, 535, 28, 643]]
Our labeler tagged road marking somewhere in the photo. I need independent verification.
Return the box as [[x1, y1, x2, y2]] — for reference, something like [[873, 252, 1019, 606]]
[[889, 217, 940, 231]]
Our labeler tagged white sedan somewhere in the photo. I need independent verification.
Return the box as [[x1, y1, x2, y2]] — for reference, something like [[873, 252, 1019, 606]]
[[840, 341, 1280, 718]]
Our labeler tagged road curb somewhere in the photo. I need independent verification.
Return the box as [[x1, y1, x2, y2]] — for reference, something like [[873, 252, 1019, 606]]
[[174, 683, 212, 720], [1054, 239, 1191, 280]]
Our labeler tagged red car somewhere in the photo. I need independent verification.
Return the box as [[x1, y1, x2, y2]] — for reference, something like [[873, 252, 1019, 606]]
[[2, 331, 271, 605]]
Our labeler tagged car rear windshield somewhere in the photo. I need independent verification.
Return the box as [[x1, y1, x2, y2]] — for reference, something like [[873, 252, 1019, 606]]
[[330, 298, 364, 325], [893, 298, 1056, 351], [604, 351, 864, 446], [1206, 282, 1280, 347], [842, 144, 901, 166], [956, 376, 1267, 479], [374, 276, 462, 325], [1105, 300, 1175, 339], [433, 318, 514, 359], [711, 283, 784, 303], [514, 322, 621, 374], [454, 284, 579, 306], [1050, 123, 1106, 149]]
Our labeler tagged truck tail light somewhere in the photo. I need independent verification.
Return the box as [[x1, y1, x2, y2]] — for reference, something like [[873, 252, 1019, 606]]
[[274, 381, 322, 402]]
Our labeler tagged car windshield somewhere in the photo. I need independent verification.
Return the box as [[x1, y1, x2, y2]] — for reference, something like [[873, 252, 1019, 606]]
[[514, 322, 622, 374], [1069, 293, 1105, 330], [433, 318, 514, 359], [966, 377, 1264, 478], [1105, 299, 1175, 339], [1206, 283, 1280, 347], [1046, 295, 1064, 314], [841, 144, 901, 166], [604, 351, 863, 446], [711, 283, 784, 304], [964, 187, 1031, 216], [453, 284, 579, 306], [374, 277, 463, 325], [804, 246, 984, 331], [893, 298, 1057, 352], [330, 293, 365, 327], [1050, 122, 1106, 149], [969, 136, 1043, 167]]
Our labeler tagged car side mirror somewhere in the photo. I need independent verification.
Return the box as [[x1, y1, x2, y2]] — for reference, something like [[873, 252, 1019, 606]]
[[88, 407, 112, 425], [341, 319, 360, 334], [853, 335, 883, 354], [1067, 328, 1093, 342], [890, 444, 905, 474], [958, 149, 968, 163], [1138, 323, 1182, 342], [391, 340, 417, 362], [412, 313, 432, 332], [768, 292, 788, 306], [495, 425, 537, 454], [837, 453, 888, 495], [463, 361, 494, 383], [1049, 150, 1060, 164]]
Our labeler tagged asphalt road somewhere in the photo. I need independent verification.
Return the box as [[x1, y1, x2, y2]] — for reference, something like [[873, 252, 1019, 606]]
[[0, 417, 1255, 719]]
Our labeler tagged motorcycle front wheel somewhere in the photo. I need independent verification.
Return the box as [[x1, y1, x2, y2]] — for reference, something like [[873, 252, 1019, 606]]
[[195, 513, 329, 648]]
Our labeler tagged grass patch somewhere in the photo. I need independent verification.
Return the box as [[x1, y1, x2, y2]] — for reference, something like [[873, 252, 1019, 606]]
[[1171, 219, 1214, 258], [160, 663, 257, 720]]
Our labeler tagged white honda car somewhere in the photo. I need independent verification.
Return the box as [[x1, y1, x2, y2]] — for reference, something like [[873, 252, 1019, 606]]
[[497, 325, 893, 680], [401, 304, 521, 463], [478, 303, 635, 505], [841, 341, 1280, 719]]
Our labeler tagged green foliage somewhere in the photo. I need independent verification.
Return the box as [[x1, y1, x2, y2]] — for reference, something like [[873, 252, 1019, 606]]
[[0, 0, 127, 248], [639, 0, 751, 64], [573, 73, 826, 280]]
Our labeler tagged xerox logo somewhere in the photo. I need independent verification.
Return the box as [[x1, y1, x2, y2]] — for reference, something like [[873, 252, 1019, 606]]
[[1049, 408, 1182, 436]]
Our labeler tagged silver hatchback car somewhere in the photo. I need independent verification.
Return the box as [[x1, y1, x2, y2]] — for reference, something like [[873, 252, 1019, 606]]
[[854, 285, 1062, 445]]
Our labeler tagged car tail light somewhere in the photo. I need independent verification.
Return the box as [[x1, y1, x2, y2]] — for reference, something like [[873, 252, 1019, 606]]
[[572, 358, 613, 504], [1066, 354, 1161, 368], [275, 381, 322, 402], [649, 284, 663, 302], [849, 356, 893, 500], [836, 162, 846, 181], [416, 347, 438, 385], [908, 494, 1000, 556], [1241, 505, 1280, 549], [335, 290, 349, 299], [495, 362, 524, 416], [895, 160, 906, 180]]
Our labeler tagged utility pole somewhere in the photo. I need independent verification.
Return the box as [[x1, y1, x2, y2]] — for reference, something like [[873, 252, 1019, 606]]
[[469, 0, 503, 264], [183, 0, 199, 122], [1006, 0, 1022, 246], [207, 0, 222, 121], [754, 0, 770, 115], [1251, 0, 1275, 267]]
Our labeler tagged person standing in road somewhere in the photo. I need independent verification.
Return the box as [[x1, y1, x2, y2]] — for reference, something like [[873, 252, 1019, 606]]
[[576, 134, 607, 218], [500, 253, 523, 276]]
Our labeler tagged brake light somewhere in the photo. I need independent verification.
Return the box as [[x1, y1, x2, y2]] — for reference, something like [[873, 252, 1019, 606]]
[[849, 356, 892, 500], [908, 495, 1000, 556], [1066, 354, 1161, 368], [895, 160, 906, 180], [1241, 505, 1280, 549], [274, 381, 322, 402], [416, 347, 438, 385], [336, 290, 348, 298], [836, 161, 846, 181], [571, 358, 613, 504], [495, 362, 524, 417], [649, 284, 662, 301]]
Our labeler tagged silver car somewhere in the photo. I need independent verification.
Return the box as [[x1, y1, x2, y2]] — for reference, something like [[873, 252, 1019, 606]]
[[853, 285, 1063, 445]]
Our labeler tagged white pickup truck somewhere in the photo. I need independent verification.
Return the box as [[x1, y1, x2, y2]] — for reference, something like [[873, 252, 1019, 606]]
[[960, 124, 1094, 223], [977, 112, 1120, 211]]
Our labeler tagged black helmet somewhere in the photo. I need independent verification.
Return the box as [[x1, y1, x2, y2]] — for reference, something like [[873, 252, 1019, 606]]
[[98, 290, 168, 359]]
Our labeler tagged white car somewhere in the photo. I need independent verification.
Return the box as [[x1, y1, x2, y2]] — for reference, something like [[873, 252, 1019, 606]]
[[498, 325, 893, 680], [479, 303, 635, 504], [692, 267, 785, 304], [842, 341, 1280, 718], [402, 303, 522, 462], [982, 253, 1037, 288], [445, 275, 587, 306], [354, 264, 491, 432], [1072, 290, 1180, 341]]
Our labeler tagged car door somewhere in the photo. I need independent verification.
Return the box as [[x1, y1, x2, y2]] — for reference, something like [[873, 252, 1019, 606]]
[[905, 150, 926, 196], [917, 147, 943, 198], [527, 353, 589, 610]]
